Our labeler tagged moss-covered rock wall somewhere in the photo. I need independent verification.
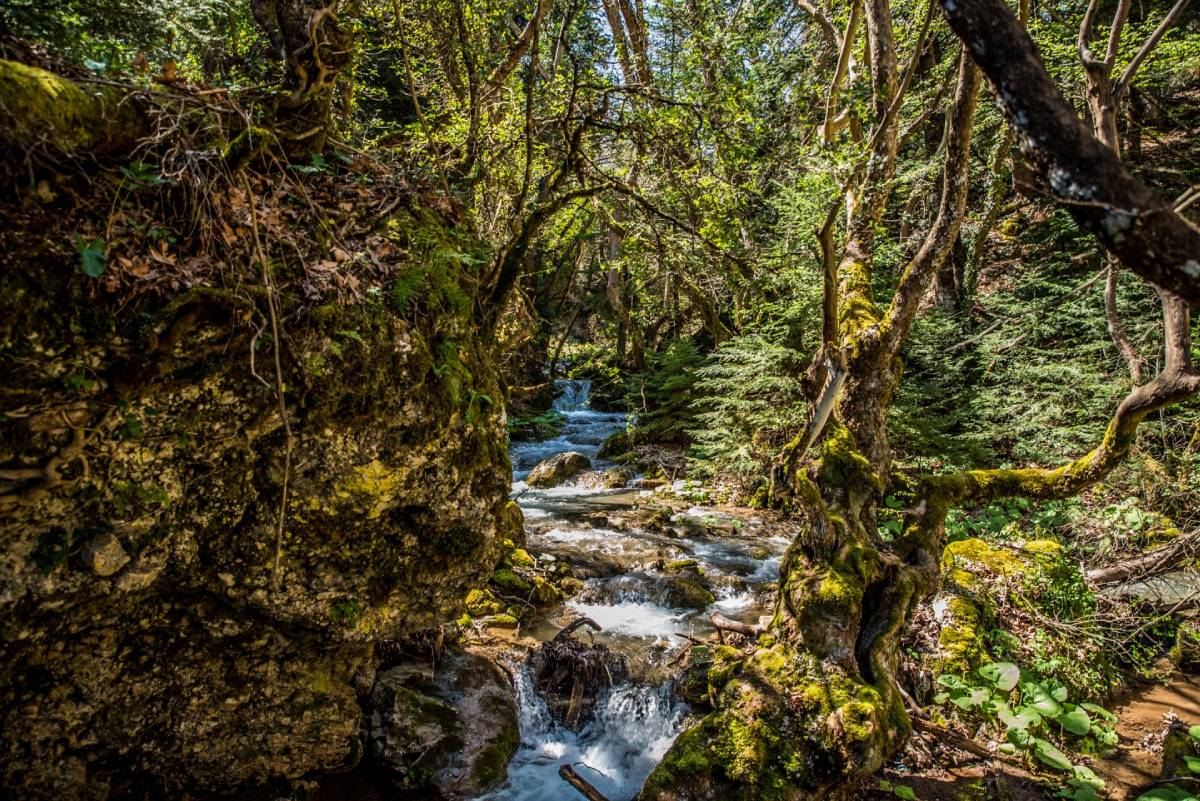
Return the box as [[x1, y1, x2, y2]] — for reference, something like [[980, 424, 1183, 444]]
[[0, 182, 515, 799]]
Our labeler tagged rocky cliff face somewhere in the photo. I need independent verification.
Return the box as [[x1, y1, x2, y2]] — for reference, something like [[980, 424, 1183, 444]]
[[0, 180, 517, 799]]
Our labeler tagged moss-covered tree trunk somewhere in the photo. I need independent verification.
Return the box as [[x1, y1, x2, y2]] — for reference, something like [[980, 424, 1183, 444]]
[[642, 0, 1200, 795], [640, 44, 982, 801]]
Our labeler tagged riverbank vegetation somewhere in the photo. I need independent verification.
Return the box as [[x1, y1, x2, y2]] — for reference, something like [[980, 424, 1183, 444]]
[[2, 0, 1199, 800]]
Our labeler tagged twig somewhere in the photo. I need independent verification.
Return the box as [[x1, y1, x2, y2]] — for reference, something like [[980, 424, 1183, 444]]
[[243, 175, 293, 597]]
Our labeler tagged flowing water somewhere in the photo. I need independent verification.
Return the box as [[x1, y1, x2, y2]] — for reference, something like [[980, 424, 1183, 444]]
[[486, 379, 789, 801]]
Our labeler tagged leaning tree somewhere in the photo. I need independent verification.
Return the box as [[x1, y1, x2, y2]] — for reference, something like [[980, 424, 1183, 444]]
[[639, 0, 1200, 797]]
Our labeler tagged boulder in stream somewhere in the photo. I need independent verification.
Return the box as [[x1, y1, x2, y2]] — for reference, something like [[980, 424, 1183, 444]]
[[526, 451, 592, 487], [366, 650, 519, 798]]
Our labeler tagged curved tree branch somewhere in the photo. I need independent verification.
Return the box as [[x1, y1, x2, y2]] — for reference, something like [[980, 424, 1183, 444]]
[[939, 0, 1200, 305]]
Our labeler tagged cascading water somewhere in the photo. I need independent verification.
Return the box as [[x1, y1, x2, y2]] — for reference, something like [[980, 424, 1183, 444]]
[[488, 378, 788, 800]]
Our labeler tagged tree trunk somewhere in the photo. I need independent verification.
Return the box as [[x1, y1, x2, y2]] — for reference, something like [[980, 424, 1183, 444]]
[[0, 59, 150, 160], [251, 0, 354, 157]]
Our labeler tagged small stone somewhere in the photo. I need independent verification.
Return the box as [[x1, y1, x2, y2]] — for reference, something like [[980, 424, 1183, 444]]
[[81, 532, 129, 577]]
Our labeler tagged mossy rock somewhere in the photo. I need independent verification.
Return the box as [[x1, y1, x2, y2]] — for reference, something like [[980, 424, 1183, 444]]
[[465, 588, 502, 617], [490, 568, 532, 596], [484, 614, 520, 629], [559, 577, 585, 597], [665, 559, 702, 575], [531, 576, 564, 607], [664, 576, 717, 610], [598, 428, 634, 459], [507, 548, 536, 569], [642, 642, 901, 801]]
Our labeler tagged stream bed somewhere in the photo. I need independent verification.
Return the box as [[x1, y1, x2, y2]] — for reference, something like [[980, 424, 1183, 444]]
[[484, 380, 789, 801]]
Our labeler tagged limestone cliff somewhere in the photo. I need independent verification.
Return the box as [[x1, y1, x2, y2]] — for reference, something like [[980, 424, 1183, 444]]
[[0, 161, 517, 799]]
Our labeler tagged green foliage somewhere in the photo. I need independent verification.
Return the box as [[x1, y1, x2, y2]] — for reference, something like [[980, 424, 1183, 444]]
[[626, 339, 705, 444], [934, 660, 1118, 780], [689, 330, 807, 486], [76, 235, 106, 278], [329, 597, 363, 626], [32, 528, 75, 575]]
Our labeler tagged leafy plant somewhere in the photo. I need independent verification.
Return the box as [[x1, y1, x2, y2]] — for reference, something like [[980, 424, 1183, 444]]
[[76, 235, 106, 278], [935, 660, 1118, 782]]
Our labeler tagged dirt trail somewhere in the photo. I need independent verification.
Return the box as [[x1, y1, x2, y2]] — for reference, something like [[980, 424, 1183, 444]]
[[1096, 672, 1200, 801]]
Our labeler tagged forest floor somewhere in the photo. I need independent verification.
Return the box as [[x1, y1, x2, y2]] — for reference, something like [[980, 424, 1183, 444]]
[[863, 665, 1200, 801]]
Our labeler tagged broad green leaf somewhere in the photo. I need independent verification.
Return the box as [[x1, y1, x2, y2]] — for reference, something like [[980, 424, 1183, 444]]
[[76, 235, 106, 278], [1185, 755, 1200, 774], [1079, 703, 1116, 723], [979, 662, 1020, 692], [1056, 707, 1091, 736], [1033, 738, 1073, 771], [1188, 724, 1200, 742], [1071, 765, 1104, 789], [1137, 787, 1199, 801], [893, 786, 917, 801], [1007, 727, 1032, 748], [1022, 682, 1064, 717], [998, 705, 1042, 730]]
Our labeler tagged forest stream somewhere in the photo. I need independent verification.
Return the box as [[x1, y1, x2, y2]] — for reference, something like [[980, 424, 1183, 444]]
[[486, 380, 789, 801], [4, 3, 1200, 800]]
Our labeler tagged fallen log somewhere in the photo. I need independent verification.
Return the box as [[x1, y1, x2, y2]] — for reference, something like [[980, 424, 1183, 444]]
[[559, 764, 611, 801], [1087, 529, 1200, 587], [0, 59, 151, 157]]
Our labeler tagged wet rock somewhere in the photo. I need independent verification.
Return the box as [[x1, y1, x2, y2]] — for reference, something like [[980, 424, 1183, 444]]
[[663, 575, 716, 610], [80, 531, 129, 577], [600, 467, 634, 488], [366, 651, 519, 798], [665, 559, 702, 575], [526, 451, 592, 488]]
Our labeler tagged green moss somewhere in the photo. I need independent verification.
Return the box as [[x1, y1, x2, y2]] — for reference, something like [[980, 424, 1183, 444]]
[[530, 576, 563, 606], [942, 537, 1024, 577], [508, 548, 535, 568], [465, 588, 502, 616], [1021, 538, 1062, 555], [666, 559, 701, 574], [490, 568, 532, 595]]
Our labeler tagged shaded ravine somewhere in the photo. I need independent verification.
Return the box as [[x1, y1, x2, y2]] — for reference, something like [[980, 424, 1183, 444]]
[[484, 380, 788, 801]]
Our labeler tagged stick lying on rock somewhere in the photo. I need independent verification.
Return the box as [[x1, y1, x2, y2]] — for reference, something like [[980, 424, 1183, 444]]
[[560, 763, 612, 801], [710, 612, 764, 643]]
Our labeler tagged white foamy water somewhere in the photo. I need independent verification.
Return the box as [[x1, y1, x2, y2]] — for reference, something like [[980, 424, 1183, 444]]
[[484, 668, 687, 801], [567, 599, 694, 641]]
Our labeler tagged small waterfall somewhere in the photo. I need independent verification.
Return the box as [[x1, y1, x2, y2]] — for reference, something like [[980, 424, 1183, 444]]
[[551, 378, 592, 412], [486, 668, 687, 801]]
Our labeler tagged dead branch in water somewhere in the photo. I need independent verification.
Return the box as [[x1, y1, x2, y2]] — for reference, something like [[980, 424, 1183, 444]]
[[559, 763, 612, 801]]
